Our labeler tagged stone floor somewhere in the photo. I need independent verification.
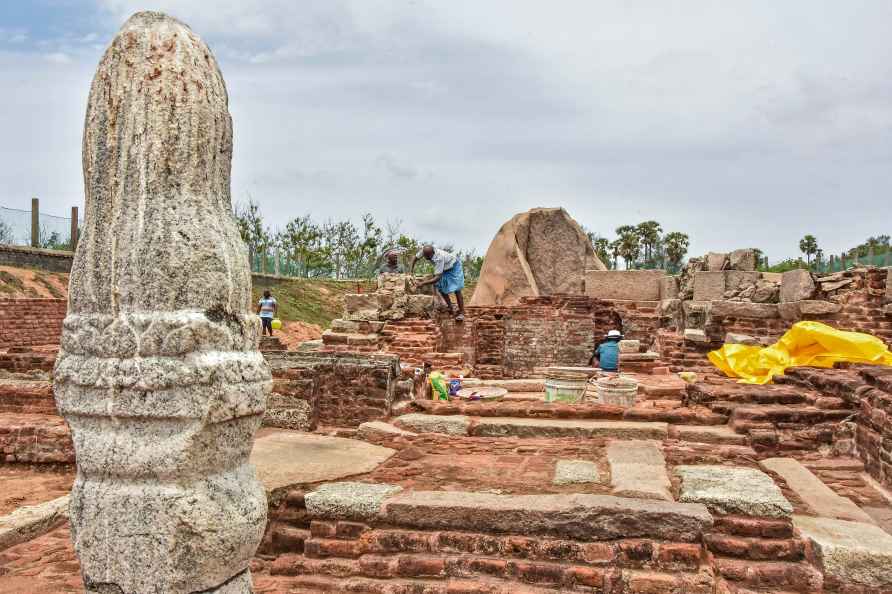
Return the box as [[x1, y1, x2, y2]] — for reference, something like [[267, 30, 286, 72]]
[[2, 369, 892, 592]]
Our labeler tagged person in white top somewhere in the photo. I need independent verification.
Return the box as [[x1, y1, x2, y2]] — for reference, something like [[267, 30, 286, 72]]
[[256, 290, 278, 336], [410, 245, 465, 321]]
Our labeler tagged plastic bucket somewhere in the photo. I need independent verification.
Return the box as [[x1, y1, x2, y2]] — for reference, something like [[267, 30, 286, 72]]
[[595, 375, 638, 408], [544, 376, 588, 403]]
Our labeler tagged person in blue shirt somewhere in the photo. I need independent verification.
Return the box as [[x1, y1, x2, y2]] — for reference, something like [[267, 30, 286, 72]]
[[591, 329, 622, 371]]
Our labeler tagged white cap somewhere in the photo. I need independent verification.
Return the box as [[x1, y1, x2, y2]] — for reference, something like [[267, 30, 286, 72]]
[[606, 330, 622, 338]]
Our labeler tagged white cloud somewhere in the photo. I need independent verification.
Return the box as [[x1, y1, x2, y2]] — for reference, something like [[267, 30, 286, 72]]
[[1, 1, 890, 262]]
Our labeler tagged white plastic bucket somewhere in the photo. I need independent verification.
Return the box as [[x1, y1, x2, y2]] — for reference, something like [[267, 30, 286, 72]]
[[595, 375, 638, 408], [544, 376, 587, 403]]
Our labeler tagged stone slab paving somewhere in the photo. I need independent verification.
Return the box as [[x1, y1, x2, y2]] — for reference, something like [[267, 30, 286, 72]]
[[0, 496, 68, 552], [461, 378, 545, 392], [606, 440, 672, 501], [356, 421, 417, 440], [250, 431, 396, 491], [761, 457, 874, 523], [675, 465, 793, 518], [793, 515, 892, 588], [553, 459, 601, 485], [305, 484, 714, 542], [471, 417, 669, 440], [394, 413, 471, 435], [669, 425, 748, 445]]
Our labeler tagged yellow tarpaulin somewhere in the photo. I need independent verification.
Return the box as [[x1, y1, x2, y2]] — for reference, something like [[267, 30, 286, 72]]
[[708, 321, 892, 384]]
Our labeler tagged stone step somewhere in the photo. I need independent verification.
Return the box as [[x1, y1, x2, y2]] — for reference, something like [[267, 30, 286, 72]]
[[713, 558, 822, 592], [304, 482, 712, 543], [669, 425, 748, 446], [606, 440, 672, 501], [793, 515, 892, 589], [675, 465, 794, 518], [393, 413, 668, 440], [461, 378, 546, 393], [760, 458, 873, 523], [729, 405, 852, 429]]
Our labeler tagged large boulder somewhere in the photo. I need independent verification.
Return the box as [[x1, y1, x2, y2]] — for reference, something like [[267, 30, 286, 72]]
[[470, 208, 605, 306]]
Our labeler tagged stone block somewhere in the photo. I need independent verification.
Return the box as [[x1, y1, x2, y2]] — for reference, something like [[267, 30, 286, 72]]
[[728, 249, 756, 271], [607, 440, 672, 501], [305, 482, 402, 521], [684, 329, 709, 343], [330, 319, 360, 333], [553, 459, 602, 485], [471, 418, 668, 440], [724, 333, 759, 346], [761, 458, 871, 522], [394, 413, 470, 435], [760, 271, 783, 283], [660, 275, 679, 300], [777, 302, 801, 321], [0, 495, 69, 551], [381, 490, 712, 542], [406, 294, 434, 315], [794, 515, 892, 587], [682, 301, 711, 330], [693, 271, 726, 301], [357, 421, 417, 440], [619, 339, 640, 353], [584, 270, 665, 301], [706, 252, 728, 271], [709, 301, 779, 319], [724, 270, 760, 291], [780, 269, 815, 302], [675, 465, 793, 518], [798, 300, 842, 315]]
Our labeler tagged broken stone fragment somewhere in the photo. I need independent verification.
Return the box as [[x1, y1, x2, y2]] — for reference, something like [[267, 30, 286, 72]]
[[684, 329, 710, 343], [728, 249, 756, 271], [705, 252, 728, 271], [798, 300, 842, 315], [724, 333, 759, 346], [821, 278, 855, 292], [780, 269, 816, 302]]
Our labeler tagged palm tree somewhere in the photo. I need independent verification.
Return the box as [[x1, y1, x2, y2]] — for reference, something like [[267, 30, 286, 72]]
[[799, 235, 819, 267], [615, 225, 641, 269], [635, 220, 663, 265], [663, 231, 690, 272]]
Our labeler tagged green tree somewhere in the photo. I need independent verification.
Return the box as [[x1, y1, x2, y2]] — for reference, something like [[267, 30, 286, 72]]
[[234, 198, 272, 271], [635, 220, 663, 265], [615, 225, 641, 269], [799, 235, 819, 267], [280, 214, 323, 277], [0, 220, 14, 245], [663, 231, 690, 271]]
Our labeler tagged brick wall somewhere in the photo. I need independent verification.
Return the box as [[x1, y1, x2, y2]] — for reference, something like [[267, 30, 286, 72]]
[[265, 351, 401, 428], [0, 299, 67, 349], [439, 295, 620, 378], [0, 245, 74, 273]]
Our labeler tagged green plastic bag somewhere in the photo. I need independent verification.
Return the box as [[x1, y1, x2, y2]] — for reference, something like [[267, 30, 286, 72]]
[[429, 371, 449, 401]]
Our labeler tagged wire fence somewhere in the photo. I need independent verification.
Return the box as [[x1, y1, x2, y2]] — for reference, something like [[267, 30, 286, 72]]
[[0, 205, 81, 250]]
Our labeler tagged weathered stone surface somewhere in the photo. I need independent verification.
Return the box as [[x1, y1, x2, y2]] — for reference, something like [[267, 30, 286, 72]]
[[728, 249, 756, 271], [798, 300, 843, 315], [251, 431, 395, 492], [675, 465, 793, 518], [794, 515, 892, 587], [682, 300, 710, 329], [693, 271, 726, 301], [821, 278, 854, 292], [470, 208, 605, 306], [724, 333, 759, 346], [461, 378, 546, 392], [0, 496, 68, 552], [724, 270, 761, 292], [585, 270, 665, 301], [670, 425, 747, 445], [305, 482, 402, 521], [472, 417, 668, 440], [381, 490, 713, 542], [660, 275, 679, 300], [706, 252, 728, 271], [55, 12, 270, 593], [684, 328, 710, 343], [780, 269, 816, 302], [709, 300, 779, 319], [357, 421, 417, 440], [751, 279, 779, 303], [607, 440, 672, 501], [394, 413, 471, 435], [777, 301, 802, 321], [619, 339, 640, 353], [761, 458, 872, 522], [553, 459, 601, 485]]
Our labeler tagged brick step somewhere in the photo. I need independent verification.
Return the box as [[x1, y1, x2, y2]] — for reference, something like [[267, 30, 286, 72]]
[[0, 412, 74, 464], [712, 558, 822, 592], [261, 570, 610, 594], [729, 405, 853, 428], [0, 381, 56, 415]]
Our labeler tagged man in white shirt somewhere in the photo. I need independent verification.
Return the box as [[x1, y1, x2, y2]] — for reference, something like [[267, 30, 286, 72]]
[[410, 245, 465, 321]]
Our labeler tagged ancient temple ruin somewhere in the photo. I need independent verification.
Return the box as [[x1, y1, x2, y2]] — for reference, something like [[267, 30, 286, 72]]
[[1, 12, 892, 594]]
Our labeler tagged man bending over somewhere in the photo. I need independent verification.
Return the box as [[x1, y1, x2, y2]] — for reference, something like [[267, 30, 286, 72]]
[[410, 245, 465, 321]]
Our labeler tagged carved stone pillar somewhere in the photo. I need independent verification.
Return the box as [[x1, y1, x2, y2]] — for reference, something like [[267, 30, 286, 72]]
[[54, 11, 270, 593]]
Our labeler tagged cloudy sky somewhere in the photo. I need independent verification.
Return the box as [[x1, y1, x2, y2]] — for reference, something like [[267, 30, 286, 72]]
[[1, 1, 891, 261]]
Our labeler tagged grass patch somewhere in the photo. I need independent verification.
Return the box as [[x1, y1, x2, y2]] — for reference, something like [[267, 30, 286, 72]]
[[251, 278, 363, 329], [0, 271, 25, 295]]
